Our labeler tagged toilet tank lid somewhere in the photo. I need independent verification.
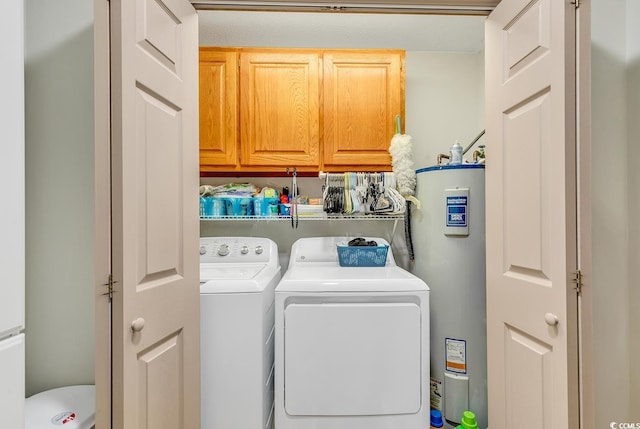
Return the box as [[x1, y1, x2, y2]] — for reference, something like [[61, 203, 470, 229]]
[[26, 385, 95, 429]]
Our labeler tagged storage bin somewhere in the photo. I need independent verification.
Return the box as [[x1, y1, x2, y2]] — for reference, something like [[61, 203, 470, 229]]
[[200, 197, 227, 218], [337, 245, 389, 267], [224, 197, 254, 217], [265, 198, 279, 216]]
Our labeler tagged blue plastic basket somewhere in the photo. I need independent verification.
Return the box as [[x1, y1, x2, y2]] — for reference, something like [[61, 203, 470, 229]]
[[337, 245, 389, 267]]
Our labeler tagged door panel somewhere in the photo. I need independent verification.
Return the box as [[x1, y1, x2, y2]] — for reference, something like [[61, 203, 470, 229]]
[[284, 303, 421, 416], [199, 49, 238, 168], [323, 51, 403, 167], [240, 51, 320, 167], [504, 326, 553, 429], [110, 0, 200, 427], [485, 0, 578, 428]]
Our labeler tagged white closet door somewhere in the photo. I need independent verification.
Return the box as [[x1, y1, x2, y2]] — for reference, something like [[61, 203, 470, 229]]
[[109, 0, 201, 427], [485, 0, 579, 428]]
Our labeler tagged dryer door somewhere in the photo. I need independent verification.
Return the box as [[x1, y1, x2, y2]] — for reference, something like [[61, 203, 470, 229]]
[[284, 302, 422, 416]]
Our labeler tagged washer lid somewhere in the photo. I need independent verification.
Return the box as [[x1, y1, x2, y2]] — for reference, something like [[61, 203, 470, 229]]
[[200, 265, 281, 294], [276, 264, 429, 293], [25, 385, 95, 429], [200, 264, 265, 282]]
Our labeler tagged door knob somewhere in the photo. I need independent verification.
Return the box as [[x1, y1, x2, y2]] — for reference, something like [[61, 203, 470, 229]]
[[131, 317, 146, 332], [544, 313, 558, 326]]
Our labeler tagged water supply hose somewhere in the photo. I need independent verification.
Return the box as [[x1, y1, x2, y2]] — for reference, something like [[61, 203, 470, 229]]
[[405, 200, 414, 263]]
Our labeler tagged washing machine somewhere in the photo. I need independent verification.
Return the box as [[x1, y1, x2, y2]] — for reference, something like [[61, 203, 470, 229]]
[[274, 237, 430, 429], [199, 237, 281, 429]]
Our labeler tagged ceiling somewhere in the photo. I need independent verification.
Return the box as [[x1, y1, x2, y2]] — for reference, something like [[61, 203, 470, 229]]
[[198, 10, 486, 52]]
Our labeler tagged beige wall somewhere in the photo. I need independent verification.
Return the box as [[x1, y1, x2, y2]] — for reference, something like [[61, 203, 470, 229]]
[[627, 0, 640, 415], [591, 0, 635, 424], [24, 0, 95, 396]]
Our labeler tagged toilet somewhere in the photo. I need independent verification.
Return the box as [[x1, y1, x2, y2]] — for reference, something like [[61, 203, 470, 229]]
[[25, 385, 95, 429]]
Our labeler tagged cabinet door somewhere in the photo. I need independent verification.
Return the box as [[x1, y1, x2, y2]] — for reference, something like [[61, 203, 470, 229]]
[[323, 50, 404, 170], [199, 49, 238, 170], [240, 51, 320, 168]]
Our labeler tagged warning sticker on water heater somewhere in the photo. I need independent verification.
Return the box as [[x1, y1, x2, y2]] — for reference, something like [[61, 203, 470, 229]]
[[445, 188, 469, 236], [430, 377, 443, 411], [445, 338, 467, 374]]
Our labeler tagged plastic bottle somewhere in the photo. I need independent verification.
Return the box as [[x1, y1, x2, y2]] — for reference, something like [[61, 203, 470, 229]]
[[280, 186, 289, 203], [430, 409, 444, 429], [455, 410, 478, 429], [450, 140, 463, 165]]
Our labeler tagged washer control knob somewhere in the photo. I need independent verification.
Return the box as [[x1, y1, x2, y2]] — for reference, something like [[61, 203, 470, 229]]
[[255, 245, 264, 255], [218, 244, 230, 256], [199, 246, 207, 256], [241, 245, 249, 255]]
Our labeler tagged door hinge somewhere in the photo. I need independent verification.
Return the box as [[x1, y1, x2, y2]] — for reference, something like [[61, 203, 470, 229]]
[[572, 270, 583, 295], [103, 274, 116, 301], [571, 0, 580, 9]]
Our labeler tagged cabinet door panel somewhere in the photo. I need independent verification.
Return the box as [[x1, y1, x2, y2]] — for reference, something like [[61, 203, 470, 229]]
[[199, 49, 238, 170], [323, 51, 404, 168], [240, 51, 320, 167]]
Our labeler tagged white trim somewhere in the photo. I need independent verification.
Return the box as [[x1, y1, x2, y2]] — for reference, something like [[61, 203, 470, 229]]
[[94, 0, 112, 427], [191, 0, 497, 14], [576, 0, 594, 428]]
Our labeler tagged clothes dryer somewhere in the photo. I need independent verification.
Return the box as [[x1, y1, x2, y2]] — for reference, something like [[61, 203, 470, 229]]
[[275, 237, 430, 429], [200, 237, 281, 429]]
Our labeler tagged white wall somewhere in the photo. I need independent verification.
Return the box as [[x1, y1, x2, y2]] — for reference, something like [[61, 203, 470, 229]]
[[406, 51, 485, 168], [626, 0, 640, 413], [24, 0, 94, 396], [591, 0, 634, 424]]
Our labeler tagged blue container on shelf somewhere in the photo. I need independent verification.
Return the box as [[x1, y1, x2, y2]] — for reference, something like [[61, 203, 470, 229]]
[[200, 197, 226, 218], [253, 197, 263, 217], [279, 203, 291, 216], [211, 197, 225, 217], [224, 197, 254, 217], [201, 197, 214, 218], [265, 198, 279, 216]]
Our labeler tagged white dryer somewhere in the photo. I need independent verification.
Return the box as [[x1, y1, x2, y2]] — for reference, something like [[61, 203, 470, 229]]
[[200, 237, 281, 429], [275, 237, 430, 429]]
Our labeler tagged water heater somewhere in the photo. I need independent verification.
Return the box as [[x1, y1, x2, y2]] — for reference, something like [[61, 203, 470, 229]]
[[411, 164, 487, 429]]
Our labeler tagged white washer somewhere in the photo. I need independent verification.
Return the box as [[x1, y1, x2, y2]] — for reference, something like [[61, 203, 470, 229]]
[[200, 237, 281, 429], [275, 237, 430, 429]]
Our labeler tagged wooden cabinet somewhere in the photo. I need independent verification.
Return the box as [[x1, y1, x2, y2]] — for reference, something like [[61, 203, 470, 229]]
[[323, 51, 404, 169], [199, 47, 405, 174], [199, 48, 238, 171], [240, 50, 320, 169]]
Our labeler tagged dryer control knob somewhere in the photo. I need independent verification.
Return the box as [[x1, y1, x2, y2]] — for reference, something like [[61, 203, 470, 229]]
[[199, 246, 207, 256], [218, 244, 230, 256], [255, 245, 263, 255], [241, 246, 249, 255]]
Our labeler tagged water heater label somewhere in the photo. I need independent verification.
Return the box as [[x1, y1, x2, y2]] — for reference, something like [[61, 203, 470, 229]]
[[445, 338, 467, 374], [445, 189, 469, 236]]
